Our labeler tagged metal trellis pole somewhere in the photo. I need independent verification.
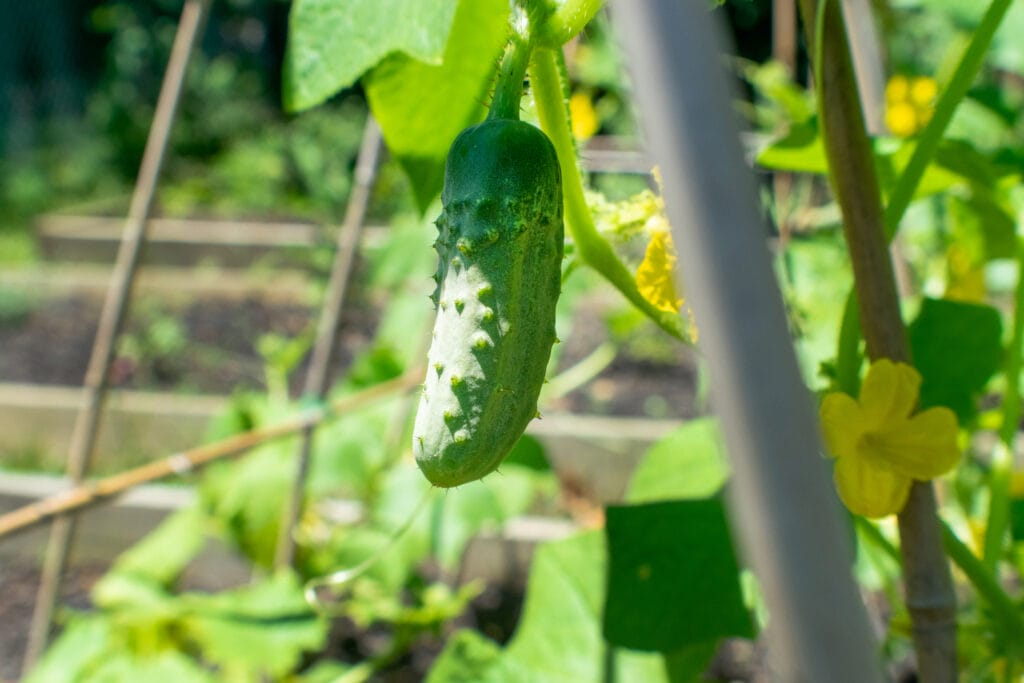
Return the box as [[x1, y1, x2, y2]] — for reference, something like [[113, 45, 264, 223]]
[[611, 2, 884, 681], [22, 0, 210, 672], [274, 117, 384, 570]]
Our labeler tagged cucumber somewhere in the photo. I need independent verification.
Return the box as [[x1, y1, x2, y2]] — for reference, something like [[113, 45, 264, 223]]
[[412, 117, 563, 487]]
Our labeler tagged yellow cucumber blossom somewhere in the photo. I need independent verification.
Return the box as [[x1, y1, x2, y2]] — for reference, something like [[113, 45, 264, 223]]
[[819, 359, 960, 518], [636, 227, 684, 314]]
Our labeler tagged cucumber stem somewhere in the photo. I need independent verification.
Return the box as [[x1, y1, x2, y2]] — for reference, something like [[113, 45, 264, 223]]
[[488, 33, 532, 121], [529, 46, 689, 341]]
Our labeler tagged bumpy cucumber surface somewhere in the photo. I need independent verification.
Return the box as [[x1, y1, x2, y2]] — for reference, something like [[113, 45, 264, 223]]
[[413, 118, 563, 487]]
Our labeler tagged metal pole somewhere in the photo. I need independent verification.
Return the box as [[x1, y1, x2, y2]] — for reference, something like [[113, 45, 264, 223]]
[[610, 2, 883, 681], [22, 0, 210, 671], [274, 118, 383, 569]]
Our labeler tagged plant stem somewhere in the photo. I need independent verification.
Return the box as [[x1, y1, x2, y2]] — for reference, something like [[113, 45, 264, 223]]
[[998, 242, 1024, 447], [832, 0, 1014, 395], [984, 238, 1024, 571], [534, 0, 605, 48], [941, 522, 1024, 649], [529, 47, 689, 341], [797, 0, 957, 678], [488, 34, 532, 121]]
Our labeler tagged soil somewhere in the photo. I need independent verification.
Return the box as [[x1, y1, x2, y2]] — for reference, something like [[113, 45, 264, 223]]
[[0, 560, 107, 682], [0, 289, 699, 418], [0, 293, 375, 396]]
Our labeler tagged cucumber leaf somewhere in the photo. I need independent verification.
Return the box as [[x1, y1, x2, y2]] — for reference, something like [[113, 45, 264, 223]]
[[284, 0, 458, 112]]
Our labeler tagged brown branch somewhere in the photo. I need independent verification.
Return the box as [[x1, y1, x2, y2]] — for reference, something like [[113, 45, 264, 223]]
[[796, 1, 957, 679], [0, 370, 422, 541]]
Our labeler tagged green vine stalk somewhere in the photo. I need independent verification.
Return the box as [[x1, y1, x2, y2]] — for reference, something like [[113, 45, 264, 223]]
[[528, 47, 690, 342], [534, 0, 605, 48]]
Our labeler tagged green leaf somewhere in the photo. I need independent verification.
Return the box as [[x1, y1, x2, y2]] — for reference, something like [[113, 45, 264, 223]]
[[86, 652, 217, 683], [91, 570, 180, 620], [283, 0, 458, 112], [603, 499, 752, 651], [180, 572, 328, 678], [948, 192, 1016, 263], [626, 418, 728, 503], [200, 442, 294, 568], [663, 641, 722, 682], [908, 298, 1003, 422], [498, 532, 669, 681], [426, 629, 503, 683], [433, 463, 546, 570], [103, 505, 208, 587], [755, 122, 827, 174], [429, 532, 671, 681], [503, 433, 552, 472], [23, 614, 113, 683], [1010, 497, 1024, 541], [365, 0, 511, 211]]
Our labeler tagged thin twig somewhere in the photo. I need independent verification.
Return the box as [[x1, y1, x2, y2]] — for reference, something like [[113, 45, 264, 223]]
[[22, 0, 210, 672], [274, 118, 384, 570], [0, 370, 422, 541]]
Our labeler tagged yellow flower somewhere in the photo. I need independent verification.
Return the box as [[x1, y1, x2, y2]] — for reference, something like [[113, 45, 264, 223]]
[[909, 77, 938, 108], [569, 91, 600, 141], [884, 75, 938, 138], [636, 229, 683, 314], [885, 75, 910, 104], [819, 359, 960, 518], [885, 102, 920, 138]]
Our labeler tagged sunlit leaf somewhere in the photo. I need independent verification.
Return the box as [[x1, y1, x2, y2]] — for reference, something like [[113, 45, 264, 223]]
[[365, 0, 510, 210], [283, 0, 458, 111]]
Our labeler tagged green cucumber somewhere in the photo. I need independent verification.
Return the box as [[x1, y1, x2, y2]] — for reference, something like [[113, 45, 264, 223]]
[[412, 114, 563, 487]]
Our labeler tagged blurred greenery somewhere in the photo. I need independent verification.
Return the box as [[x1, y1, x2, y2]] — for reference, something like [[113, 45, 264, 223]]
[[0, 0, 412, 250]]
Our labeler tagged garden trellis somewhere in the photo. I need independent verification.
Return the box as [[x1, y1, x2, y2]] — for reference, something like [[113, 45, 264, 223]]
[[5, 0, 1023, 680]]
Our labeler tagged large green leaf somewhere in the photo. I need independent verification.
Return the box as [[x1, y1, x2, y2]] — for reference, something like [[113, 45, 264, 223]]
[[283, 0, 458, 112], [626, 418, 728, 503], [908, 297, 1003, 422], [180, 572, 328, 678], [428, 532, 674, 682], [85, 652, 216, 683], [427, 629, 504, 682], [603, 499, 752, 652], [365, 0, 510, 210], [23, 615, 113, 683]]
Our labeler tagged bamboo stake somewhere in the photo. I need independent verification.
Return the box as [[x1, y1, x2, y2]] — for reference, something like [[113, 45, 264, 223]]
[[0, 370, 422, 541], [274, 118, 383, 569], [611, 2, 884, 680], [22, 0, 210, 671], [796, 0, 957, 679]]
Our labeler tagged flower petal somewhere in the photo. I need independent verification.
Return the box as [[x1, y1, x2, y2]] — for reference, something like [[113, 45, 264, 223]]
[[859, 359, 921, 428], [834, 455, 912, 518], [636, 230, 683, 314], [819, 392, 863, 460], [868, 406, 960, 480]]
